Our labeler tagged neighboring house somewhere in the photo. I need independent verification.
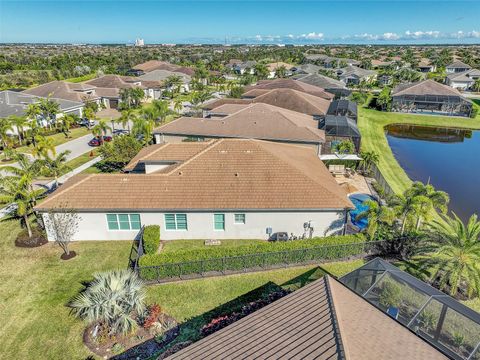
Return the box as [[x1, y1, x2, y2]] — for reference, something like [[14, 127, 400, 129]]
[[227, 60, 256, 75], [250, 88, 331, 119], [417, 59, 437, 73], [265, 62, 294, 78], [84, 75, 161, 108], [293, 73, 351, 98], [378, 74, 394, 86], [306, 55, 360, 69], [290, 63, 322, 76], [243, 78, 334, 101], [371, 59, 398, 70], [36, 139, 353, 241], [137, 69, 191, 93], [131, 60, 196, 77], [0, 90, 84, 132], [170, 258, 471, 359], [23, 80, 101, 106], [155, 103, 326, 154], [446, 69, 480, 91], [392, 79, 473, 117], [336, 66, 377, 85], [327, 99, 358, 120], [445, 60, 472, 74]]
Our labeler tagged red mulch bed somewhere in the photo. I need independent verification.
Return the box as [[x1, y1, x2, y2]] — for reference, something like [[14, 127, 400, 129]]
[[15, 227, 48, 248], [84, 314, 179, 360]]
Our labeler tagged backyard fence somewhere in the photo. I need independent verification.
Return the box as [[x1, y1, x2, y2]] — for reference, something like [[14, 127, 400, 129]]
[[370, 162, 395, 196], [136, 240, 387, 283]]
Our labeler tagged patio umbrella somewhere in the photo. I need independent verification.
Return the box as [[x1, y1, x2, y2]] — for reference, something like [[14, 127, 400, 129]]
[[339, 182, 358, 194]]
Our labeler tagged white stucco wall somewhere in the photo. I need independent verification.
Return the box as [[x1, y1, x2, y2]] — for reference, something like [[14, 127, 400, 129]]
[[42, 210, 347, 241]]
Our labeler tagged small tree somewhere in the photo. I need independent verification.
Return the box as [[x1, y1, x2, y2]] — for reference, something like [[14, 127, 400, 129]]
[[44, 205, 80, 258]]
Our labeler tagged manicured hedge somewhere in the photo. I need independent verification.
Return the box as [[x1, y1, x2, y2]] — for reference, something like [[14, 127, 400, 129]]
[[138, 234, 367, 280], [142, 225, 160, 255]]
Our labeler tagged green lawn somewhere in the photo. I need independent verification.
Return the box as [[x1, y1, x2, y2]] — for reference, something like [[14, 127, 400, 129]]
[[0, 218, 365, 359], [0, 219, 133, 359], [147, 259, 364, 347], [358, 107, 480, 194], [64, 151, 98, 170]]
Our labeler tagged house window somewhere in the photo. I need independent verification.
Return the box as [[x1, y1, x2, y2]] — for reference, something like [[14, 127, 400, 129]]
[[165, 214, 188, 230], [234, 214, 246, 224], [214, 214, 225, 231], [106, 214, 141, 231]]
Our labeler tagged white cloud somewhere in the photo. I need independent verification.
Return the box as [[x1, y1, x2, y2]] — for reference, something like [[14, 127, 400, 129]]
[[404, 30, 441, 39], [303, 32, 324, 40]]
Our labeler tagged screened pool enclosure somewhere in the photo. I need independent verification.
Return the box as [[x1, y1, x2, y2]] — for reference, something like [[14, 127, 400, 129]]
[[340, 258, 480, 360]]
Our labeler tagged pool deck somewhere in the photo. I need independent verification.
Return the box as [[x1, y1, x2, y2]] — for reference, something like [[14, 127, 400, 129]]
[[335, 173, 372, 196]]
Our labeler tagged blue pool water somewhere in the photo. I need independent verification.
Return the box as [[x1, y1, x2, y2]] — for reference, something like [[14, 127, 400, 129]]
[[349, 194, 375, 230]]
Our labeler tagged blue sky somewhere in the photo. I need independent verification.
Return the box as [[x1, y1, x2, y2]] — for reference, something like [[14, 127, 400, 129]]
[[1, 1, 479, 44]]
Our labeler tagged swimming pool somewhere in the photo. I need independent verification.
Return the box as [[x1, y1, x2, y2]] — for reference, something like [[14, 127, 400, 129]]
[[348, 193, 375, 230]]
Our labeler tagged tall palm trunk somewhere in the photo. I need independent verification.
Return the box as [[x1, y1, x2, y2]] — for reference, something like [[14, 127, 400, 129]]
[[24, 214, 32, 238]]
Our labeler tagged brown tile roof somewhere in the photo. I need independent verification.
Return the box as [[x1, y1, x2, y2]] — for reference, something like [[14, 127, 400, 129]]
[[23, 80, 99, 103], [36, 139, 351, 211], [124, 141, 213, 171], [392, 79, 468, 98], [252, 88, 331, 116], [266, 61, 295, 71], [207, 103, 251, 115], [202, 98, 251, 110], [85, 75, 146, 89], [168, 276, 446, 360], [168, 276, 342, 360], [245, 79, 334, 100], [155, 103, 325, 144], [241, 88, 273, 98], [133, 60, 196, 76]]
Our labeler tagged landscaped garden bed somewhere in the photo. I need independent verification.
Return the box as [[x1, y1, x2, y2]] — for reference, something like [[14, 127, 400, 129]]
[[138, 234, 369, 280], [83, 308, 179, 359]]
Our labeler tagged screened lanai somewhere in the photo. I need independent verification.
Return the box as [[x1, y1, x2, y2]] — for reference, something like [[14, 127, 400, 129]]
[[340, 258, 480, 360], [392, 94, 473, 117], [320, 115, 361, 152]]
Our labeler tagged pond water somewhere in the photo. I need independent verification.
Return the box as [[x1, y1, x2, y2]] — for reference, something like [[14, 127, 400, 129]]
[[386, 124, 478, 221]]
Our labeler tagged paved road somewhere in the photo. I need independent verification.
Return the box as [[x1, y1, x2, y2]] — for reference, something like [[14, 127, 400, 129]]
[[56, 134, 93, 161]]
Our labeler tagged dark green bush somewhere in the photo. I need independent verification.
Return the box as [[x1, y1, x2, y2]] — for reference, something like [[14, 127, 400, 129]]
[[139, 234, 367, 280], [143, 225, 160, 255]]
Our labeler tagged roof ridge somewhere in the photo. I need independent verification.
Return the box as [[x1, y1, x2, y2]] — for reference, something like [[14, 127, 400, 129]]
[[142, 142, 170, 161], [161, 139, 222, 175]]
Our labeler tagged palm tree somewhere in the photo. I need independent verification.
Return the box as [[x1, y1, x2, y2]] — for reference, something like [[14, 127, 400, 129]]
[[416, 213, 480, 298], [359, 150, 379, 173], [0, 176, 44, 237], [38, 97, 60, 129], [173, 98, 183, 114], [151, 99, 172, 124], [0, 119, 14, 149], [32, 136, 56, 158], [8, 115, 28, 145], [139, 106, 158, 124], [132, 117, 154, 144], [117, 109, 136, 133], [472, 78, 480, 92], [355, 200, 395, 239], [91, 120, 111, 145], [38, 150, 71, 189], [69, 269, 146, 335], [392, 193, 430, 235], [58, 114, 78, 138], [407, 182, 450, 229], [1, 153, 42, 203]]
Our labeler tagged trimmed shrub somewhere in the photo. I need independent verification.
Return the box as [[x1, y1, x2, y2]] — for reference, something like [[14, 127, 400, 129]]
[[138, 234, 367, 280], [143, 225, 160, 255]]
